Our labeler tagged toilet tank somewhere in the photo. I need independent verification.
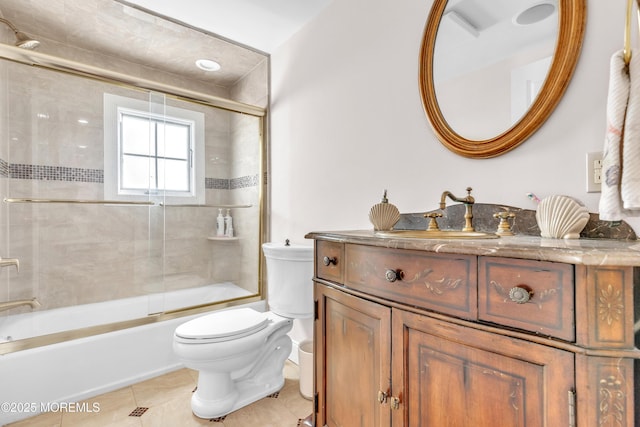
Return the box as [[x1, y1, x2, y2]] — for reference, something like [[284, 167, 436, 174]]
[[262, 242, 314, 318]]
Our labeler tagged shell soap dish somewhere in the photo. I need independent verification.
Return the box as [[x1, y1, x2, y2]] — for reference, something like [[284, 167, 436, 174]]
[[369, 190, 400, 231], [535, 195, 590, 239]]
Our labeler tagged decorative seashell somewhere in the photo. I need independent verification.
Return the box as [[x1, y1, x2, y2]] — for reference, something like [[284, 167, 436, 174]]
[[535, 195, 590, 239], [369, 190, 400, 231], [369, 203, 401, 231]]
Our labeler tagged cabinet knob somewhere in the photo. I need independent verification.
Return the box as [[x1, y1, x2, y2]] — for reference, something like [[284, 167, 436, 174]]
[[385, 269, 403, 282], [323, 256, 337, 266], [509, 286, 533, 304]]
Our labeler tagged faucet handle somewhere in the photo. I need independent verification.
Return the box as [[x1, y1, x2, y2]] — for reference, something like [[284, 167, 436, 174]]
[[424, 212, 442, 231], [493, 212, 516, 236], [465, 187, 474, 203]]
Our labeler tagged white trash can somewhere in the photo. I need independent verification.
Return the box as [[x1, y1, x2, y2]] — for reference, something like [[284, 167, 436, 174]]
[[298, 340, 314, 400]]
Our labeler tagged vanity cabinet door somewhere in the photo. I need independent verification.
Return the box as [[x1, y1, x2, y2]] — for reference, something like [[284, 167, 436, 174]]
[[391, 309, 575, 427], [315, 283, 392, 427]]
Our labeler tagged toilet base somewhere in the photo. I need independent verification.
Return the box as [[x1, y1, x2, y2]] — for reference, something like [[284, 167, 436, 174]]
[[190, 333, 293, 419], [192, 376, 286, 420]]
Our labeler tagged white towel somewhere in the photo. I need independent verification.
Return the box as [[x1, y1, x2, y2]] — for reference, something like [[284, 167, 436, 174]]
[[599, 49, 640, 221], [622, 49, 640, 209]]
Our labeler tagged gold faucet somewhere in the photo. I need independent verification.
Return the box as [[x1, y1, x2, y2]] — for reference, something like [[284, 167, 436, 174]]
[[0, 297, 40, 313], [0, 258, 19, 272], [439, 187, 475, 232]]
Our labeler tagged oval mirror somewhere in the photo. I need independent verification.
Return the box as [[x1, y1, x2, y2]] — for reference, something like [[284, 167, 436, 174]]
[[419, 0, 586, 158]]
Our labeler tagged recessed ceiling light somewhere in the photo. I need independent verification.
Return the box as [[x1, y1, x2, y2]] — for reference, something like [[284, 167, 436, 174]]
[[514, 3, 556, 26], [78, 119, 88, 124], [195, 59, 221, 72]]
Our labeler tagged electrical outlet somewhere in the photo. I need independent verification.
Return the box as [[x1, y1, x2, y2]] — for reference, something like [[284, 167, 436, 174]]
[[586, 152, 603, 193]]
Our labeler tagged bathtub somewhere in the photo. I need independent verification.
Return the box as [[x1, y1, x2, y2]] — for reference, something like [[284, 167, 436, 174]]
[[0, 283, 264, 425]]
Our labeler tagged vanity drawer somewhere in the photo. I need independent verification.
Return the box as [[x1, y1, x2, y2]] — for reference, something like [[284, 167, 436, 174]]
[[344, 244, 477, 319], [316, 241, 344, 283], [478, 257, 575, 341]]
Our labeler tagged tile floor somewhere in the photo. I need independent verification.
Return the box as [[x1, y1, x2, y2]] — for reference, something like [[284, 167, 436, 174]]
[[7, 361, 312, 427]]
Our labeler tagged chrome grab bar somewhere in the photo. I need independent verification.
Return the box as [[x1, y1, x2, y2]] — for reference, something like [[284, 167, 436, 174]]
[[159, 203, 253, 208], [0, 258, 19, 272], [3, 198, 253, 208], [0, 297, 40, 313], [4, 198, 154, 205]]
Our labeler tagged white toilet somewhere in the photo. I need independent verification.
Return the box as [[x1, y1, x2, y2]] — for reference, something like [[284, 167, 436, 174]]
[[173, 241, 314, 419]]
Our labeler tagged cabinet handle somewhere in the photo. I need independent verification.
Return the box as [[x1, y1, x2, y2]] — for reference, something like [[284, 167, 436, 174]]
[[390, 396, 401, 410], [323, 256, 337, 266], [385, 269, 403, 282], [509, 286, 533, 304], [377, 390, 388, 404]]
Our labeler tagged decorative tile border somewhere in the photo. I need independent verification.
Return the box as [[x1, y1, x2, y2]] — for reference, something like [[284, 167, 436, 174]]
[[206, 175, 259, 189], [1, 160, 258, 189], [206, 177, 230, 189], [0, 158, 8, 178], [230, 174, 259, 189], [10, 164, 103, 183]]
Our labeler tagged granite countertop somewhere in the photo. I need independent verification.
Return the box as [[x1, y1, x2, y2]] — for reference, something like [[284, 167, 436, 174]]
[[306, 202, 640, 266], [305, 230, 640, 266]]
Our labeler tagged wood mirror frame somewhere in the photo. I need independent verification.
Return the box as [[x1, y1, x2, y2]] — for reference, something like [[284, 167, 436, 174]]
[[419, 0, 586, 158]]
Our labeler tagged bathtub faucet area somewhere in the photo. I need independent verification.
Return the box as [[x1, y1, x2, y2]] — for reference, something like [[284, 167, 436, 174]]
[[0, 297, 40, 313]]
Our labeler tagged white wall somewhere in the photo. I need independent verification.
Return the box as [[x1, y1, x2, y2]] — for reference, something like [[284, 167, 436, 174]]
[[270, 0, 636, 244]]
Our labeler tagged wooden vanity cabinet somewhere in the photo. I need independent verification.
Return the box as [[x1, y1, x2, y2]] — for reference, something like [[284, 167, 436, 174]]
[[316, 284, 392, 427], [309, 237, 639, 427], [315, 283, 573, 427], [390, 309, 573, 427]]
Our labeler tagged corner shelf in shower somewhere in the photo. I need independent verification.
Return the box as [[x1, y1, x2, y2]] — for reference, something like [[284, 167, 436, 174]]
[[207, 236, 240, 241]]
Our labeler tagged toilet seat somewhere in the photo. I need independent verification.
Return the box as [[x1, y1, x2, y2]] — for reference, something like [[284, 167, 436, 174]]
[[174, 308, 269, 344]]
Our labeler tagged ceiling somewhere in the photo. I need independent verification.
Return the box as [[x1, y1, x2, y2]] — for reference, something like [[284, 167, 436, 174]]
[[120, 0, 332, 54], [435, 0, 557, 81], [0, 0, 330, 89]]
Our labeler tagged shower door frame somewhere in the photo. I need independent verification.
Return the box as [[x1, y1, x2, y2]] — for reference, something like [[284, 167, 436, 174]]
[[0, 43, 269, 355]]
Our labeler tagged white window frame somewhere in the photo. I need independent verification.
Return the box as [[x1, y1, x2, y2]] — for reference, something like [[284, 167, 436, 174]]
[[104, 93, 205, 204]]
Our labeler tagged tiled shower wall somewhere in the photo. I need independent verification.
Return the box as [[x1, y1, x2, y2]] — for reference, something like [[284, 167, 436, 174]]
[[0, 40, 267, 313]]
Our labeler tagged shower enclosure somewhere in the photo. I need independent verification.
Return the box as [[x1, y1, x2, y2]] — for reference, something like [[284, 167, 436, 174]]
[[0, 16, 268, 355]]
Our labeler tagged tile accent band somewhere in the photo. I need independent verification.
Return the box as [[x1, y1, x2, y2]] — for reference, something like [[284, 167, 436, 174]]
[[1, 161, 257, 189]]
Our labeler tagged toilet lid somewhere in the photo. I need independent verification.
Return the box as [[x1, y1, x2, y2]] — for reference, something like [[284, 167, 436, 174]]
[[175, 308, 269, 340]]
